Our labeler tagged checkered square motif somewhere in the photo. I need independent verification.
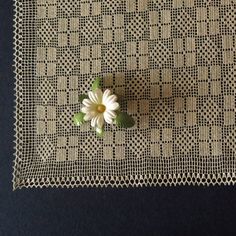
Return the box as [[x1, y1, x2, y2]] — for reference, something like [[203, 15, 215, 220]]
[[57, 76, 79, 105], [199, 126, 222, 156], [174, 97, 197, 127], [102, 14, 125, 43], [36, 105, 57, 134], [36, 47, 57, 76], [37, 0, 57, 19], [126, 41, 149, 70], [58, 17, 80, 46], [103, 131, 126, 159], [149, 10, 171, 39], [80, 45, 102, 74], [56, 136, 79, 161], [14, 0, 236, 189]]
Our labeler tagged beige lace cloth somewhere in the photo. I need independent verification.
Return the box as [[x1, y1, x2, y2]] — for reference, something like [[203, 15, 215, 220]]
[[13, 0, 236, 189]]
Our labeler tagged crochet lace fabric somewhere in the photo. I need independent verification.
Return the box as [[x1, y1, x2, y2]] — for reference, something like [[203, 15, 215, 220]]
[[13, 0, 236, 189]]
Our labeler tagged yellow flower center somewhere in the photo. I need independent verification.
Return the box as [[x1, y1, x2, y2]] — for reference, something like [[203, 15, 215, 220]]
[[97, 104, 106, 113]]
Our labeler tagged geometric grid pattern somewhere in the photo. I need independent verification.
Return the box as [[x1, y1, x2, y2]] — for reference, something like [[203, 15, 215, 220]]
[[14, 0, 236, 189]]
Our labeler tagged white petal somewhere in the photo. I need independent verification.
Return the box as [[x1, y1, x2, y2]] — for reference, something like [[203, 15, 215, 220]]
[[84, 114, 92, 121], [107, 102, 119, 111], [104, 111, 114, 124], [81, 106, 95, 114], [94, 89, 103, 104], [81, 107, 89, 114], [102, 89, 111, 103], [97, 114, 104, 128], [91, 116, 98, 127], [104, 95, 117, 106], [84, 112, 96, 121], [104, 110, 116, 118], [88, 91, 98, 103], [82, 99, 93, 107]]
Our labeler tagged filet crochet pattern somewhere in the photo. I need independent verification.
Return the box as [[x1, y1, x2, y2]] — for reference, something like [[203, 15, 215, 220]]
[[13, 0, 236, 189]]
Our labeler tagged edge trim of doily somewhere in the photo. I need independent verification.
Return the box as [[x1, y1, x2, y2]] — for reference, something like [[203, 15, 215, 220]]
[[13, 0, 24, 190], [14, 173, 236, 189]]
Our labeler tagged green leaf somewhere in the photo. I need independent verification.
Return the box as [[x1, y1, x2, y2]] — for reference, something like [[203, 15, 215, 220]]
[[92, 77, 102, 91], [115, 112, 135, 128], [73, 112, 86, 126], [79, 94, 88, 103], [96, 127, 104, 138]]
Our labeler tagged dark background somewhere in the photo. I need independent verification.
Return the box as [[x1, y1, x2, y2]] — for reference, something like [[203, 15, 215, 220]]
[[1, 1, 236, 235]]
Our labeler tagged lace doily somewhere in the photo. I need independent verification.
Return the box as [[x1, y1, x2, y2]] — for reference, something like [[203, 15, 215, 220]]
[[13, 0, 236, 189]]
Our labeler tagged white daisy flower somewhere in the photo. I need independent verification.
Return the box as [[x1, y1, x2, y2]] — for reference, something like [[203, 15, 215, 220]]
[[81, 89, 120, 129]]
